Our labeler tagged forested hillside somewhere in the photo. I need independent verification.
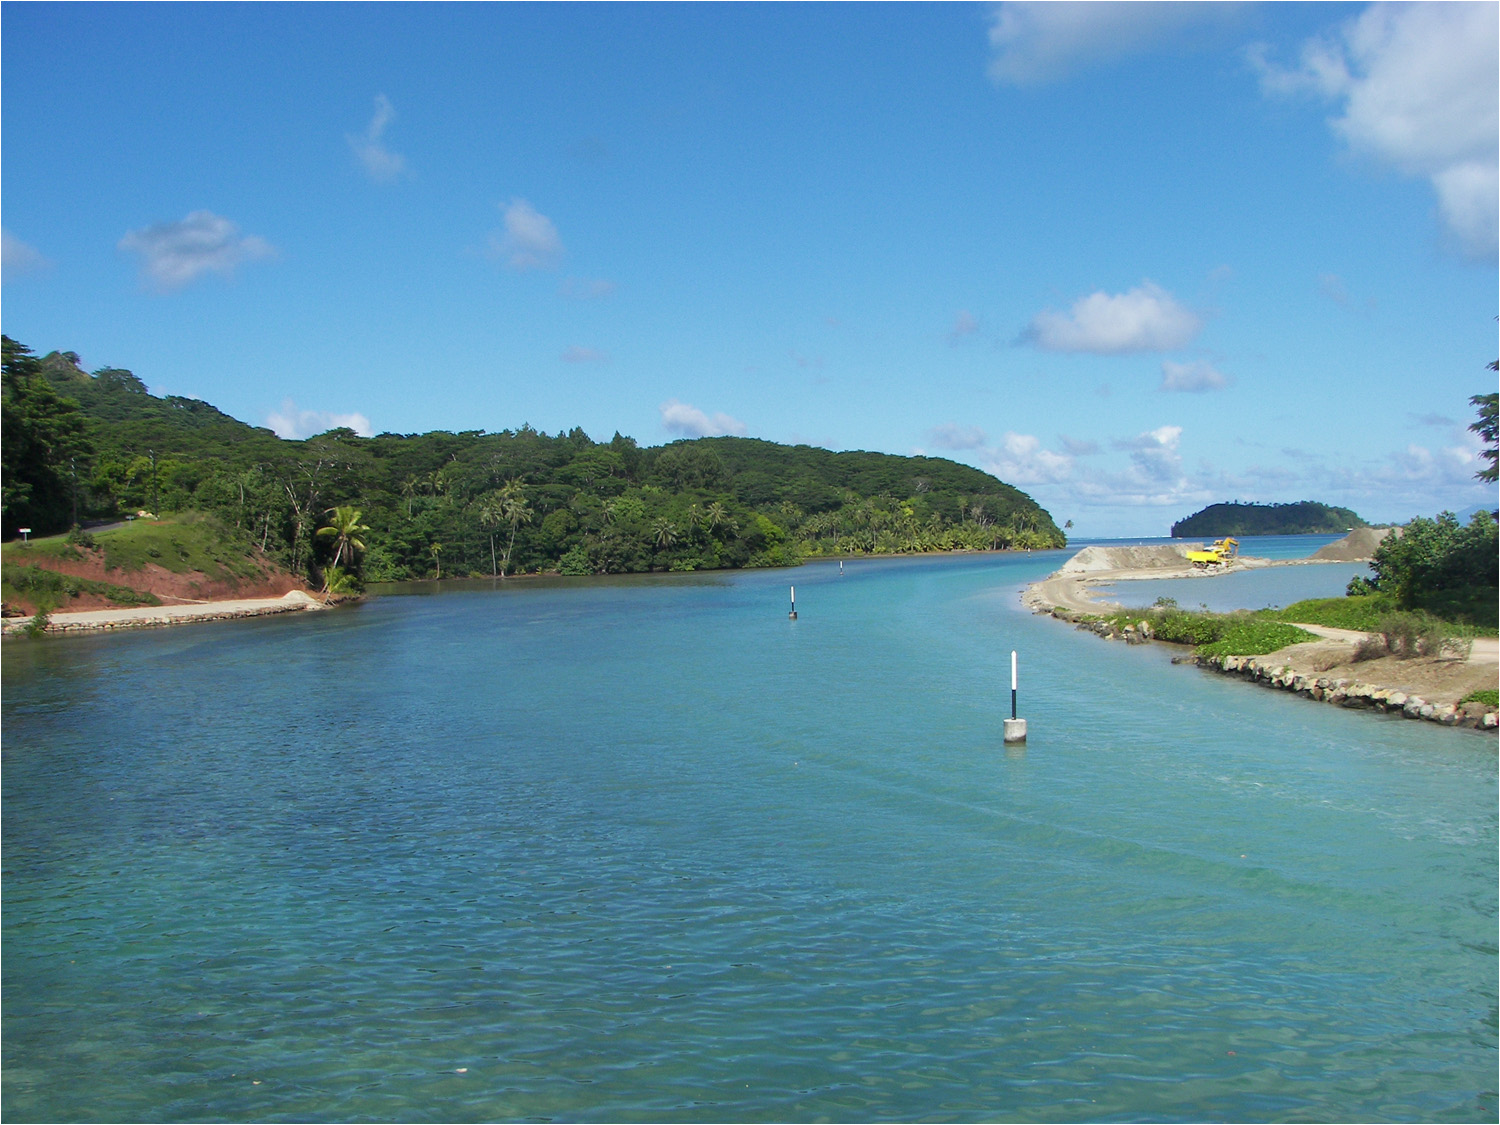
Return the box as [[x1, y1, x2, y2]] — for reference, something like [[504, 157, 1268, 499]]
[[1172, 501, 1368, 538], [2, 337, 1064, 585]]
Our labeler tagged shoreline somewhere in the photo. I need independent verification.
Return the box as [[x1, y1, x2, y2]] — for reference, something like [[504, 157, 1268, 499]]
[[1022, 549, 1498, 733], [1, 590, 332, 637]]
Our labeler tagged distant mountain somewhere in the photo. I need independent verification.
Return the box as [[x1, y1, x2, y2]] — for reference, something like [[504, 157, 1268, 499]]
[[1171, 502, 1368, 538]]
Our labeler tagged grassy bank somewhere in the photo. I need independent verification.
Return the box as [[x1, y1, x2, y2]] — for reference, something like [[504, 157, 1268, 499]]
[[2, 513, 264, 580], [1086, 602, 1317, 658], [1273, 593, 1496, 638], [2, 564, 161, 610]]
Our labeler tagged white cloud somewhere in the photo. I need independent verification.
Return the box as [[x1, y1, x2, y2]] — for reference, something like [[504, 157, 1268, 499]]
[[1115, 424, 1184, 483], [2, 228, 49, 283], [987, 1, 1245, 85], [927, 423, 987, 451], [1253, 2, 1499, 259], [267, 399, 373, 440], [1059, 435, 1101, 456], [491, 199, 563, 271], [1159, 359, 1230, 393], [978, 431, 1076, 485], [1024, 281, 1201, 354], [659, 399, 747, 438], [561, 346, 607, 363], [118, 211, 276, 290], [347, 94, 408, 183]]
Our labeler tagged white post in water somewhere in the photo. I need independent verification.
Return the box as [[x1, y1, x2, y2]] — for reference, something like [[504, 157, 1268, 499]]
[[789, 585, 797, 620], [1004, 649, 1027, 743]]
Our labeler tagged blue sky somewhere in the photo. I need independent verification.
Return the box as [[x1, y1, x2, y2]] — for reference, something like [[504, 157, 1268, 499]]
[[3, 2, 1496, 536]]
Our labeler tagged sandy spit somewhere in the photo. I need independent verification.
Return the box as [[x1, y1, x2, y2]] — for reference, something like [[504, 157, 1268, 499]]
[[1, 590, 329, 637], [1022, 541, 1497, 732]]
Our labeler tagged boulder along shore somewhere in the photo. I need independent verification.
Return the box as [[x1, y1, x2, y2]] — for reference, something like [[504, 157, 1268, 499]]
[[1023, 534, 1498, 733]]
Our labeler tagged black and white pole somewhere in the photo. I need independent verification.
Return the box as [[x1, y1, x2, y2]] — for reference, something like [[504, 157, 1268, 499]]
[[789, 585, 798, 620], [1003, 649, 1027, 744]]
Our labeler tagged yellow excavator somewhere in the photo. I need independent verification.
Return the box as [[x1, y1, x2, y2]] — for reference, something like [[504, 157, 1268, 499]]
[[1185, 537, 1239, 568]]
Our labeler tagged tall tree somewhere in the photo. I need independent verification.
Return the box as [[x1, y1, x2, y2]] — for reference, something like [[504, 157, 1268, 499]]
[[1471, 372, 1497, 483], [477, 492, 504, 577], [498, 480, 532, 577], [2, 336, 92, 538], [316, 505, 370, 589]]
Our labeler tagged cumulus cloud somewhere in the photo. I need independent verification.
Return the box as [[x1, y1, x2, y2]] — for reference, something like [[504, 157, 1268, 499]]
[[347, 94, 408, 183], [561, 346, 607, 363], [491, 199, 564, 271], [927, 423, 987, 451], [2, 228, 49, 283], [267, 399, 373, 440], [1023, 281, 1201, 354], [660, 399, 747, 438], [1252, 2, 1499, 259], [979, 431, 1076, 486], [119, 211, 276, 290], [1159, 359, 1230, 393], [987, 1, 1245, 85], [1115, 424, 1184, 483], [1059, 435, 1101, 456]]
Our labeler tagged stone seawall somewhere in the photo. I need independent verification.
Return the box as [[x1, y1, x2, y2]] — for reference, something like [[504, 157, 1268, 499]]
[[1192, 651, 1498, 730]]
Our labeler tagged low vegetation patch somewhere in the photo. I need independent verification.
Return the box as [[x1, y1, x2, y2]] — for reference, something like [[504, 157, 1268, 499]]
[[2, 563, 161, 608], [1274, 594, 1398, 633], [92, 513, 263, 579], [1461, 689, 1499, 708], [1096, 600, 1316, 658], [1351, 612, 1473, 662]]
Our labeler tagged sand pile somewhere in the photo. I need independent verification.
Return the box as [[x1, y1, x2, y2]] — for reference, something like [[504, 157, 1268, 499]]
[[1059, 544, 1197, 574], [1309, 527, 1393, 561]]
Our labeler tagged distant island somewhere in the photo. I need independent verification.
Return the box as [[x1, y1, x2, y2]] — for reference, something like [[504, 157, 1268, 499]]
[[2, 336, 1065, 599], [1171, 501, 1369, 538]]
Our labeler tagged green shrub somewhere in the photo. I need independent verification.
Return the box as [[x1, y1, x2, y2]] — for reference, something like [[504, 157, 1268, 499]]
[[1196, 619, 1315, 659], [1460, 689, 1498, 708], [1357, 511, 1497, 626], [1099, 606, 1313, 657], [558, 545, 592, 576]]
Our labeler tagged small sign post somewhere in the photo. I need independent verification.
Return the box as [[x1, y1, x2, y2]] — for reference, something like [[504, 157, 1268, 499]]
[[1003, 650, 1027, 744], [18, 527, 31, 544]]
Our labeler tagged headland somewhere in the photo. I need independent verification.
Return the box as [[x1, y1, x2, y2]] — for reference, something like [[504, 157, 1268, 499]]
[[1024, 533, 1498, 731]]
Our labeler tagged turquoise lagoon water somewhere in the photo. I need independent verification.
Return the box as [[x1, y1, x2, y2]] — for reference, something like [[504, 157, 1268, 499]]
[[3, 548, 1495, 1123]]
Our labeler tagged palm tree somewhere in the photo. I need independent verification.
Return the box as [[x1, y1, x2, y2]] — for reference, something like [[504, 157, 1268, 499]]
[[477, 493, 505, 577], [430, 541, 443, 580], [705, 501, 734, 536], [651, 517, 678, 549], [400, 476, 420, 517], [316, 506, 369, 591], [498, 481, 532, 577]]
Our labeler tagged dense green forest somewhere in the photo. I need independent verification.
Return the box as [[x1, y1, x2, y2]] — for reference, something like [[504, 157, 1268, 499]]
[[1171, 501, 1368, 538], [1, 336, 1065, 586]]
